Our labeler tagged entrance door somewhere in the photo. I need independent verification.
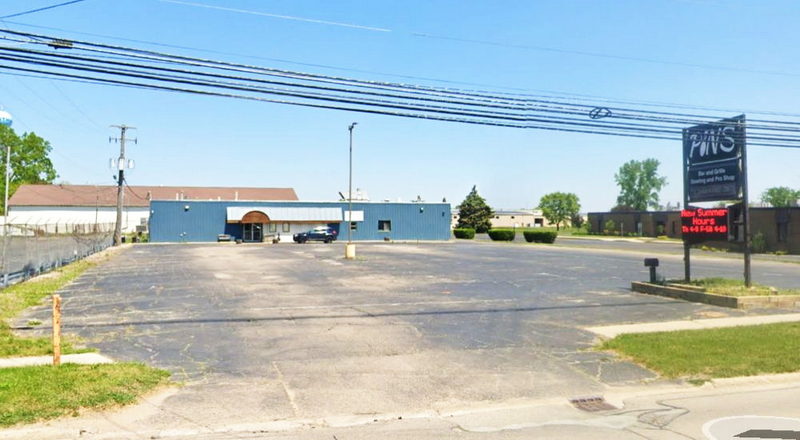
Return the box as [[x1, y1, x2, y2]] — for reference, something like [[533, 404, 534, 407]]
[[243, 223, 263, 242]]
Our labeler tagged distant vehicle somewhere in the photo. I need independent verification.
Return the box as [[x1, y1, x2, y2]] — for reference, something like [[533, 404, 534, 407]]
[[293, 226, 338, 243]]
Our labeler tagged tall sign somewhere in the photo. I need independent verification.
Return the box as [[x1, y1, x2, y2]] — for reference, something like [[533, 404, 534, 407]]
[[682, 115, 751, 286], [684, 116, 745, 202]]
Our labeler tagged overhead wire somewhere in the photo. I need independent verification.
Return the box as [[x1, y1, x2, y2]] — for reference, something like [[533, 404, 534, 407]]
[[0, 0, 89, 20], [2, 28, 797, 128], [0, 27, 799, 148], [5, 17, 800, 121]]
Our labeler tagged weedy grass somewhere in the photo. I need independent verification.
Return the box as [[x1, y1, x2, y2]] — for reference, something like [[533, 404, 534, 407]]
[[0, 254, 172, 427], [671, 277, 800, 297], [0, 363, 170, 427], [0, 260, 96, 357], [600, 322, 800, 380]]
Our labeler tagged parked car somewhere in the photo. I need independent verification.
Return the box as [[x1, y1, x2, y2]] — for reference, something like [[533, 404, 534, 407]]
[[293, 226, 338, 243]]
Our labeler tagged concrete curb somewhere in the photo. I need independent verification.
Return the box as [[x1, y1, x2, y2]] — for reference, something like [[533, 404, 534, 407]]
[[0, 352, 114, 368], [632, 281, 800, 309], [585, 312, 800, 339]]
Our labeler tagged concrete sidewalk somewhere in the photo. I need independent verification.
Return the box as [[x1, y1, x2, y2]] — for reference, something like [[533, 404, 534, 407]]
[[0, 353, 114, 368], [586, 312, 800, 338]]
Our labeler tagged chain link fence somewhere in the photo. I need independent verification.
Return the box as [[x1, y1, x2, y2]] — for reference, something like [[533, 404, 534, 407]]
[[1, 222, 114, 286]]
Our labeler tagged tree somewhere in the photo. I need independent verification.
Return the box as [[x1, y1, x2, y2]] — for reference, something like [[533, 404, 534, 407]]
[[761, 186, 800, 207], [0, 125, 57, 214], [456, 185, 493, 233], [610, 204, 636, 212], [538, 192, 580, 231], [614, 158, 667, 211]]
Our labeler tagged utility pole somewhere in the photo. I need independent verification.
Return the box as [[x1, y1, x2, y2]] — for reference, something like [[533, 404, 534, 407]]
[[1, 109, 13, 286], [109, 125, 136, 246]]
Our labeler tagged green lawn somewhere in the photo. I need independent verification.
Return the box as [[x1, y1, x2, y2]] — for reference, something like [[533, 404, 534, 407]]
[[515, 227, 586, 236], [600, 322, 800, 380], [0, 260, 96, 357], [672, 277, 800, 297], [0, 363, 170, 427], [0, 253, 172, 427]]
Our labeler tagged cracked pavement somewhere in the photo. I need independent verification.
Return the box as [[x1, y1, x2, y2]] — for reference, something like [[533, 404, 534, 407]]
[[8, 241, 800, 439]]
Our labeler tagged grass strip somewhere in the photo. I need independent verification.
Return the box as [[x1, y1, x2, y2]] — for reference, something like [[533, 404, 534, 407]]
[[0, 260, 97, 357], [0, 363, 170, 427], [671, 277, 800, 297], [600, 322, 800, 380]]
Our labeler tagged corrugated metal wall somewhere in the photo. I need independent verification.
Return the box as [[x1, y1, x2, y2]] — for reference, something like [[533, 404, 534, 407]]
[[149, 200, 451, 242]]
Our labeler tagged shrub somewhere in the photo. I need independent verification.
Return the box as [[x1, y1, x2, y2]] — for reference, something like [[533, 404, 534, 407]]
[[603, 219, 615, 235], [523, 230, 557, 243], [487, 229, 515, 241], [453, 228, 476, 239], [752, 231, 767, 253]]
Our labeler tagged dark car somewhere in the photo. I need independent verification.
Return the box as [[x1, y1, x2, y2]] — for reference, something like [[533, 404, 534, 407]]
[[293, 226, 338, 243]]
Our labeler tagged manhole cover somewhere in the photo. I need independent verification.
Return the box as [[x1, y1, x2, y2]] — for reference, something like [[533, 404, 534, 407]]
[[569, 396, 617, 412]]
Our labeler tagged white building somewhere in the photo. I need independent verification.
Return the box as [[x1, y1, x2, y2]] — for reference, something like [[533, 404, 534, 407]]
[[8, 184, 298, 233]]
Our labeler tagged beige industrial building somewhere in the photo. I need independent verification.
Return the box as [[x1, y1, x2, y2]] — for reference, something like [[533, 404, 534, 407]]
[[451, 209, 554, 229]]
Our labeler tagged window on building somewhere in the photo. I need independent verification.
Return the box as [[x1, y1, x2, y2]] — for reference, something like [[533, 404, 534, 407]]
[[268, 223, 277, 233], [671, 221, 676, 235], [282, 223, 290, 233], [778, 221, 789, 243], [378, 220, 391, 231], [350, 221, 357, 231]]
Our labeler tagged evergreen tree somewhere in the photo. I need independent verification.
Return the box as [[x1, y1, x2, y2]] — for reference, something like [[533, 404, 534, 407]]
[[456, 185, 493, 233]]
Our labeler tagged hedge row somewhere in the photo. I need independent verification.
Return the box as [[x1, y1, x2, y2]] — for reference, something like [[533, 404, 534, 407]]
[[488, 229, 515, 241], [523, 230, 558, 243], [453, 228, 476, 239]]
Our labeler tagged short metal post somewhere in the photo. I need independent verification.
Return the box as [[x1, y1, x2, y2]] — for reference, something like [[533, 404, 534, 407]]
[[644, 258, 660, 284]]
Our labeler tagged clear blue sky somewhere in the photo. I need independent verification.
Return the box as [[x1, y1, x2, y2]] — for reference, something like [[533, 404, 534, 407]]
[[1, 0, 799, 212]]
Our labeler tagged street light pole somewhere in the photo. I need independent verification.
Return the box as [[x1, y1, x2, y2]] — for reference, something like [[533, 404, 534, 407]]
[[345, 122, 357, 259], [0, 110, 13, 286]]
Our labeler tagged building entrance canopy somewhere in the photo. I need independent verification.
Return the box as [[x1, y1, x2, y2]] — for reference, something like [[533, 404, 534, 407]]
[[225, 206, 343, 223]]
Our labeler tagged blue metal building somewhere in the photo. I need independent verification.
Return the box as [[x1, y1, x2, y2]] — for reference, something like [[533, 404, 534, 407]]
[[149, 200, 451, 242]]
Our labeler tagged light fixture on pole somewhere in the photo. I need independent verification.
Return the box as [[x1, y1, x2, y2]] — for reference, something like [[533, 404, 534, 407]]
[[0, 109, 13, 286], [345, 122, 357, 260]]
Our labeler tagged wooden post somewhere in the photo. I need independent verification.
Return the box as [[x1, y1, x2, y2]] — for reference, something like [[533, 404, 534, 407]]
[[52, 294, 61, 366]]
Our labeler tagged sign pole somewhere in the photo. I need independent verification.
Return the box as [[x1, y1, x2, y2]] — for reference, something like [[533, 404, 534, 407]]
[[682, 128, 691, 282], [740, 116, 751, 287]]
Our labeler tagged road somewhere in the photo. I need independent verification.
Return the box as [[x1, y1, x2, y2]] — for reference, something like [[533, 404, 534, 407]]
[[7, 241, 800, 439]]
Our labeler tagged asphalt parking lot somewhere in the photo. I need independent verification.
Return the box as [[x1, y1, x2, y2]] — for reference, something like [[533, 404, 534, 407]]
[[15, 241, 800, 427]]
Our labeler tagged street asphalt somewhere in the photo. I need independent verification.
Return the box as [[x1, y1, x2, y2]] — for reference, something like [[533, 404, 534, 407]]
[[7, 240, 800, 439]]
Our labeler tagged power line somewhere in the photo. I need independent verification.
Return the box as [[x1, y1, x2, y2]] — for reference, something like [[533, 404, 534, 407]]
[[1, 44, 792, 137], [159, 0, 800, 79], [159, 0, 392, 32], [0, 0, 89, 19], [1, 27, 800, 148], [4, 24, 800, 122]]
